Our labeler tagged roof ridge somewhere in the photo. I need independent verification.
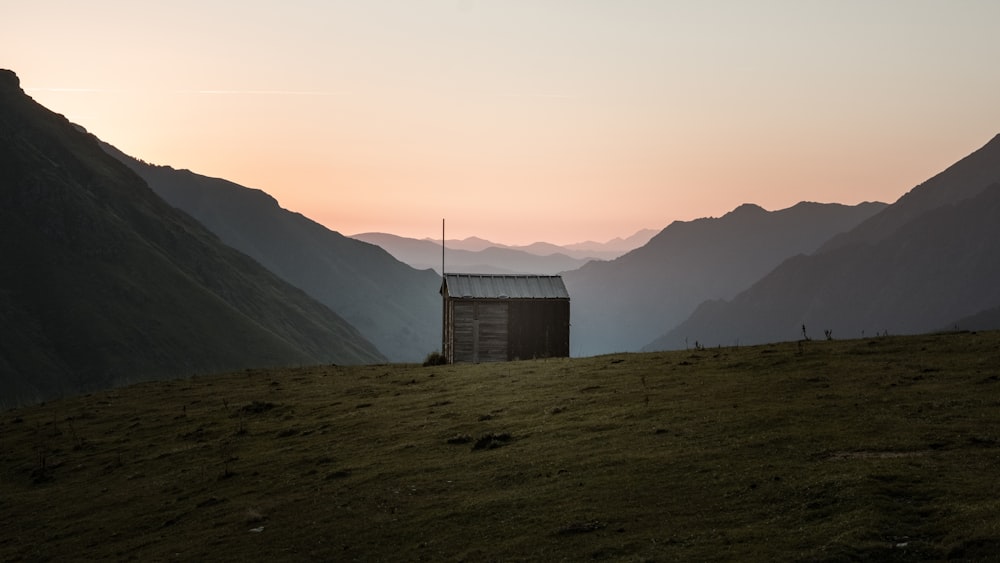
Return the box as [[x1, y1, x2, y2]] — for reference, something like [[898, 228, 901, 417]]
[[445, 273, 562, 278]]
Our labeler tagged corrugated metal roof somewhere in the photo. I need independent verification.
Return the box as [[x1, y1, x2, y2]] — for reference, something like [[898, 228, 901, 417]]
[[443, 273, 569, 299]]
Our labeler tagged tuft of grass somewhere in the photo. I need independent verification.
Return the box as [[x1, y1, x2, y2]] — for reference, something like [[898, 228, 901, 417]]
[[238, 401, 276, 414], [446, 434, 472, 445], [471, 431, 512, 451], [422, 351, 448, 367], [244, 507, 265, 524], [2, 331, 1000, 561]]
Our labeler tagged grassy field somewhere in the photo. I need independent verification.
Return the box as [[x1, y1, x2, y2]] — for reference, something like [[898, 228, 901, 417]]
[[2, 331, 1000, 561]]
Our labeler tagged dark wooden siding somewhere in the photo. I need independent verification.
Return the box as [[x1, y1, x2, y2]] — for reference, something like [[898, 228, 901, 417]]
[[508, 299, 570, 360], [477, 302, 508, 363], [449, 300, 509, 363], [444, 291, 569, 363], [451, 301, 475, 363]]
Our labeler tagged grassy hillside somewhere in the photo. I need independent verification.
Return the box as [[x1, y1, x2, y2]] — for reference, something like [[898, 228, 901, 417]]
[[3, 331, 1000, 561]]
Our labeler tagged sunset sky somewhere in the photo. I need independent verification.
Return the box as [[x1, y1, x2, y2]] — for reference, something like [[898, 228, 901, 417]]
[[4, 1, 999, 245]]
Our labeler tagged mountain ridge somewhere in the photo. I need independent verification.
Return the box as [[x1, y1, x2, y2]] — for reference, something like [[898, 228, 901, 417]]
[[562, 200, 887, 356], [408, 230, 657, 260], [351, 232, 598, 274], [102, 147, 443, 363], [646, 135, 1000, 350], [819, 133, 1000, 253], [0, 69, 383, 406]]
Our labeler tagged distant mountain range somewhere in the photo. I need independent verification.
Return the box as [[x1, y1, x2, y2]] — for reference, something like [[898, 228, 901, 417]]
[[646, 134, 1000, 350], [0, 69, 382, 406], [562, 201, 887, 356], [103, 147, 442, 363], [414, 230, 659, 260], [351, 232, 615, 274], [561, 230, 661, 255], [350, 230, 657, 275]]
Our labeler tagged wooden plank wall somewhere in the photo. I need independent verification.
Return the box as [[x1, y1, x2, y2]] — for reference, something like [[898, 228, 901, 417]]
[[451, 301, 475, 363], [477, 302, 508, 363], [447, 297, 568, 363], [508, 300, 570, 360]]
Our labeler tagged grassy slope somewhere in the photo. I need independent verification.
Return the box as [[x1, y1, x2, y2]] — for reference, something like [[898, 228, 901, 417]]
[[2, 331, 999, 561]]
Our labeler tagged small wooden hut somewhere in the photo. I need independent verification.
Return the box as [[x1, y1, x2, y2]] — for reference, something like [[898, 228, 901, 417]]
[[441, 273, 570, 363]]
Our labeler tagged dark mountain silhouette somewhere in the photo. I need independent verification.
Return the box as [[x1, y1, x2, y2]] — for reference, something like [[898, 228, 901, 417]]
[[647, 135, 1000, 350], [103, 149, 442, 363], [949, 304, 1000, 332], [562, 201, 886, 356], [820, 134, 1000, 252], [352, 232, 591, 274], [0, 69, 383, 406]]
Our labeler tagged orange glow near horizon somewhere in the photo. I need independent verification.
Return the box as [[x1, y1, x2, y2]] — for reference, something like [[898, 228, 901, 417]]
[[4, 2, 1000, 245]]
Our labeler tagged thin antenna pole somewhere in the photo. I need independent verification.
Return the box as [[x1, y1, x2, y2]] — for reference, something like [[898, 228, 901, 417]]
[[441, 218, 446, 360]]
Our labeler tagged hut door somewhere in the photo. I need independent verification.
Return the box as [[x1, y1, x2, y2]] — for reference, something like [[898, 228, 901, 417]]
[[451, 301, 507, 363]]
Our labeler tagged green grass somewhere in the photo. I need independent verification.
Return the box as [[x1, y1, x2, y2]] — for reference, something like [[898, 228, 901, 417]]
[[3, 331, 1000, 561]]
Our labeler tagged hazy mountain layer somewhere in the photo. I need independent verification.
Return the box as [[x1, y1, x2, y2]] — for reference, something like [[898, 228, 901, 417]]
[[0, 69, 383, 406], [562, 228, 659, 255], [563, 201, 886, 356], [104, 148, 443, 362], [647, 135, 1000, 350], [417, 230, 658, 261], [351, 232, 593, 274]]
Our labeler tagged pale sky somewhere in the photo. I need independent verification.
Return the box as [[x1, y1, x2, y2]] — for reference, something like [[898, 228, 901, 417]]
[[4, 1, 999, 245]]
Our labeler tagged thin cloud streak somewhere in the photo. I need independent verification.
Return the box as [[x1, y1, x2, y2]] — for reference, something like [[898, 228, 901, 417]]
[[26, 86, 345, 96], [26, 84, 568, 101], [25, 87, 128, 93], [176, 89, 346, 96]]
